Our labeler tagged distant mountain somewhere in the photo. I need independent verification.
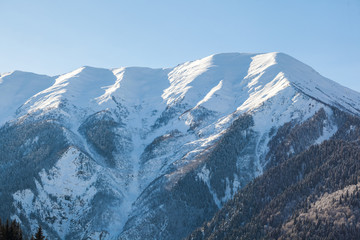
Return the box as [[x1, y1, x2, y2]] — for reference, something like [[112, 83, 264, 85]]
[[0, 52, 359, 239]]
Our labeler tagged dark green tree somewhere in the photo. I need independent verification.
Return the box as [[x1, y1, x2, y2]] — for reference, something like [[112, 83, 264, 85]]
[[34, 226, 45, 240], [0, 219, 23, 240]]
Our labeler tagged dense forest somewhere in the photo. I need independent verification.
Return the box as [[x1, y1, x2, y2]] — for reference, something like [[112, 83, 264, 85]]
[[188, 139, 360, 239]]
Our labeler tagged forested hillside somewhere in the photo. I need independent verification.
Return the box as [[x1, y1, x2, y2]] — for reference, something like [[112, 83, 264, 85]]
[[188, 110, 360, 240]]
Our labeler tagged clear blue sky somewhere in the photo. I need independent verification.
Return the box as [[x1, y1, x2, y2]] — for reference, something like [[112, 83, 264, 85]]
[[1, 0, 359, 91]]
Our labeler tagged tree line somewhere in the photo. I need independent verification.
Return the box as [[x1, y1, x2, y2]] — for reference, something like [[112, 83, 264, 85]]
[[0, 219, 46, 240]]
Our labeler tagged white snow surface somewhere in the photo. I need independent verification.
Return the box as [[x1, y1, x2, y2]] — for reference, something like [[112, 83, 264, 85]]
[[13, 147, 99, 238], [2, 52, 359, 124], [0, 71, 54, 124]]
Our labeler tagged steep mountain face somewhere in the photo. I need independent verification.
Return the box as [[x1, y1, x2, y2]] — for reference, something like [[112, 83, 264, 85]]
[[0, 52, 359, 239], [187, 110, 360, 240]]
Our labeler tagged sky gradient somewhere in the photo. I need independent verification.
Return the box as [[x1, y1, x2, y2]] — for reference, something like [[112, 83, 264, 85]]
[[1, 0, 359, 91]]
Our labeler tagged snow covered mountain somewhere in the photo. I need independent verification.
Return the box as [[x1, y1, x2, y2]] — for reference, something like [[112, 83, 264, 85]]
[[0, 52, 359, 239]]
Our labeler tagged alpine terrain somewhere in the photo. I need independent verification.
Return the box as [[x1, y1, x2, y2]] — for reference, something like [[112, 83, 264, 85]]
[[1, 52, 360, 239]]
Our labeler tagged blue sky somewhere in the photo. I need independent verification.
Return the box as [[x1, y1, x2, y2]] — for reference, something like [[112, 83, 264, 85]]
[[1, 0, 359, 90]]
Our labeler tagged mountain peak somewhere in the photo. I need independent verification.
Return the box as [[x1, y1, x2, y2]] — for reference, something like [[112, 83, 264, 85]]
[[271, 53, 360, 115], [162, 52, 360, 115]]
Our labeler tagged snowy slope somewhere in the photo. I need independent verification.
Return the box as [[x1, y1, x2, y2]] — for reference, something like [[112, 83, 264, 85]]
[[1, 52, 359, 239], [0, 71, 54, 124], [275, 53, 360, 115], [7, 52, 360, 126]]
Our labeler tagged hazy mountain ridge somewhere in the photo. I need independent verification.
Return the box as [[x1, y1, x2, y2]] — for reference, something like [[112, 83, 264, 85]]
[[0, 52, 359, 239]]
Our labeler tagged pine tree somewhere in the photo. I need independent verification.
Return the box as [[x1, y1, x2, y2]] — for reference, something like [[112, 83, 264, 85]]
[[0, 219, 23, 240], [34, 226, 45, 240], [0, 219, 3, 240], [4, 219, 10, 240], [11, 220, 22, 240]]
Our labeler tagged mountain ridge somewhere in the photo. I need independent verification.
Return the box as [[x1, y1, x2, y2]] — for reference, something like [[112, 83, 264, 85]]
[[2, 52, 360, 123]]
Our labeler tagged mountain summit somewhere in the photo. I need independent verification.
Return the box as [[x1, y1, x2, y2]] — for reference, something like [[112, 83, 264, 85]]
[[0, 53, 359, 239]]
